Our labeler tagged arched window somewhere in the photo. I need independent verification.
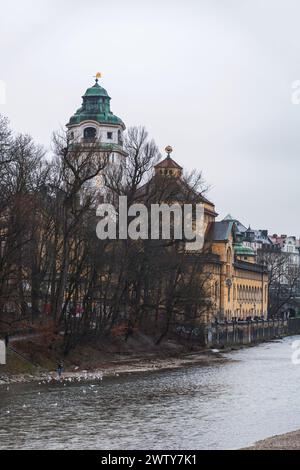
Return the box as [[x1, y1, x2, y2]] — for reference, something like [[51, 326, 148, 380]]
[[84, 127, 97, 141]]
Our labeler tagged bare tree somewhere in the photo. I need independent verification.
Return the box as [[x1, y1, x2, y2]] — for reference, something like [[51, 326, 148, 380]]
[[258, 249, 300, 317], [48, 130, 110, 323]]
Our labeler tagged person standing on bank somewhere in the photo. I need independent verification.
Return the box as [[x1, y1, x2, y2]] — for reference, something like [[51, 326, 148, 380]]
[[57, 362, 64, 379]]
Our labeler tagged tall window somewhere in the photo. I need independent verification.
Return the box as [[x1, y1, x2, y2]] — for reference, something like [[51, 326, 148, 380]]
[[226, 248, 232, 277], [215, 281, 218, 298], [118, 129, 123, 145]]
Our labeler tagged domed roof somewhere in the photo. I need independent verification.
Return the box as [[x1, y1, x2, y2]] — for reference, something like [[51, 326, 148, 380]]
[[67, 78, 125, 128], [84, 81, 110, 98], [234, 243, 255, 256]]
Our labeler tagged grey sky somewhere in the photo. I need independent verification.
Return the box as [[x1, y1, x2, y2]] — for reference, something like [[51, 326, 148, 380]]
[[1, 0, 299, 235]]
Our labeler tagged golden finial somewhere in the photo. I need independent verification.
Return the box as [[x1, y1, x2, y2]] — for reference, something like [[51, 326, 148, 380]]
[[165, 146, 173, 158], [94, 72, 102, 83]]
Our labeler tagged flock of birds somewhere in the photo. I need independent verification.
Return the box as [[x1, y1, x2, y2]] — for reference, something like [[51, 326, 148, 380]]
[[2, 370, 122, 415]]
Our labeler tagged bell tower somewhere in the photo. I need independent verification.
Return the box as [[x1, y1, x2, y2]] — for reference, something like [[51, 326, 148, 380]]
[[67, 73, 127, 165]]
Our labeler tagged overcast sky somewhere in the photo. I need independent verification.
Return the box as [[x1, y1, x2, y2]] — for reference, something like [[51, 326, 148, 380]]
[[1, 0, 300, 235]]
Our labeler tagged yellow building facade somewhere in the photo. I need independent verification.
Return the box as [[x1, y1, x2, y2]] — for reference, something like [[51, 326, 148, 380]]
[[205, 221, 269, 322], [153, 151, 269, 323]]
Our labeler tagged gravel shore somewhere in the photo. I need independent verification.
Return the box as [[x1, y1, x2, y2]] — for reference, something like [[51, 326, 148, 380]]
[[246, 430, 300, 450]]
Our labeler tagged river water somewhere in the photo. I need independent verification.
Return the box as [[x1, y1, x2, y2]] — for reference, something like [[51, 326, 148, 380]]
[[1, 336, 300, 450]]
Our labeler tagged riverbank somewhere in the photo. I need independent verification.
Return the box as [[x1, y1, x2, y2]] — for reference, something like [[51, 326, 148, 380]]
[[0, 349, 226, 386], [245, 430, 300, 450], [0, 331, 228, 386]]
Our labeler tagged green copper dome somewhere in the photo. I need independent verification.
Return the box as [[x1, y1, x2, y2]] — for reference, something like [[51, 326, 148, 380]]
[[84, 81, 109, 97], [68, 79, 125, 128], [234, 243, 255, 256]]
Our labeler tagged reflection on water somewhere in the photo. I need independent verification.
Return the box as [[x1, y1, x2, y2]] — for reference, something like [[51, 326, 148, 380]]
[[1, 336, 300, 450]]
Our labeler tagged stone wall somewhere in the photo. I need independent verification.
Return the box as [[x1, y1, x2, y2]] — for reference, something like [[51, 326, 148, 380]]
[[175, 318, 300, 347], [206, 319, 289, 347]]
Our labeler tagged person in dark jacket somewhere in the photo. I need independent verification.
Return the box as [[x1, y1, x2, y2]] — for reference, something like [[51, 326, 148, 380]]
[[57, 362, 64, 379]]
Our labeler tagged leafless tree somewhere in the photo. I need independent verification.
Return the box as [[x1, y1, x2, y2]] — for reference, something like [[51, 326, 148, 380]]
[[258, 249, 300, 317]]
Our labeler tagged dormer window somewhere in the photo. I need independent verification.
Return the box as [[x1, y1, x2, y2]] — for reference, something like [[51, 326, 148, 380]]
[[107, 132, 113, 140], [84, 127, 97, 141]]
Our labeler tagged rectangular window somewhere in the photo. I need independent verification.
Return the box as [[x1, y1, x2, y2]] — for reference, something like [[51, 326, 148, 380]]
[[107, 132, 113, 140]]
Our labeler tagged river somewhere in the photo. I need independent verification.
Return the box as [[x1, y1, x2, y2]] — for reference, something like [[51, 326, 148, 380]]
[[1, 336, 300, 450]]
